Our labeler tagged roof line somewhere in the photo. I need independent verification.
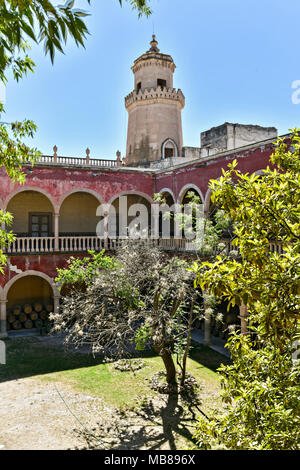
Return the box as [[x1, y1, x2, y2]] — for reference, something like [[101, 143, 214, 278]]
[[151, 132, 291, 174]]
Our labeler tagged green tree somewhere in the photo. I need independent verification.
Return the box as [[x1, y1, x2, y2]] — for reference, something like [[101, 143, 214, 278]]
[[0, 0, 151, 271], [192, 130, 300, 450]]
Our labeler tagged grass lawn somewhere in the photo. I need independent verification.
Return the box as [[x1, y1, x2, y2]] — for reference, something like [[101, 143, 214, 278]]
[[0, 337, 229, 406], [0, 336, 230, 449], [43, 346, 226, 409]]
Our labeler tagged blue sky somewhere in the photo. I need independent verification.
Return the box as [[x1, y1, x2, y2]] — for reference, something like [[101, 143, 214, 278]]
[[3, 0, 300, 159]]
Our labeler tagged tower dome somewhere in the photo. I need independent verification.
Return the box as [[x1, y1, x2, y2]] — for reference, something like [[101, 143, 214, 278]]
[[125, 36, 185, 166]]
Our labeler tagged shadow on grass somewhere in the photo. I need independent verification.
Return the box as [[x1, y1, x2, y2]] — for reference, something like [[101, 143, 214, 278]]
[[0, 336, 163, 384], [190, 341, 231, 372], [76, 390, 203, 450], [0, 336, 107, 383], [0, 336, 229, 385]]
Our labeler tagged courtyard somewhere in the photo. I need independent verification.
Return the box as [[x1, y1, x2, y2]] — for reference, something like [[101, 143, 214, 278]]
[[0, 336, 228, 450]]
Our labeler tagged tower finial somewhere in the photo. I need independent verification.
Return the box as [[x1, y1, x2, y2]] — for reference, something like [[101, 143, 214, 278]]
[[149, 34, 159, 52]]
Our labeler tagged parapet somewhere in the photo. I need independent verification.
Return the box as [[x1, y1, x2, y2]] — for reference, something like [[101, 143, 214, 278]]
[[125, 86, 185, 109]]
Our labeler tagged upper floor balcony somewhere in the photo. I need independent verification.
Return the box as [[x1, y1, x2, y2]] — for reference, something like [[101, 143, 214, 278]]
[[3, 234, 195, 255], [1, 186, 284, 257], [3, 233, 284, 257]]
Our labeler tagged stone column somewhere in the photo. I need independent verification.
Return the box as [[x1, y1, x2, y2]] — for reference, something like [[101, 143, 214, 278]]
[[53, 145, 58, 164], [116, 150, 122, 167], [0, 221, 5, 252], [174, 203, 181, 251], [104, 211, 109, 250], [0, 300, 8, 339], [54, 213, 60, 251], [86, 148, 90, 165], [203, 293, 212, 345], [240, 302, 248, 335], [53, 294, 60, 315], [152, 204, 159, 245]]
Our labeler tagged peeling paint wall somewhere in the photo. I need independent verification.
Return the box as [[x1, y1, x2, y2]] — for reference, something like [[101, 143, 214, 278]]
[[0, 137, 282, 295]]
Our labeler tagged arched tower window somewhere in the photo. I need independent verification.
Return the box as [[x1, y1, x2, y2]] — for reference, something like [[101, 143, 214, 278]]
[[162, 138, 178, 159]]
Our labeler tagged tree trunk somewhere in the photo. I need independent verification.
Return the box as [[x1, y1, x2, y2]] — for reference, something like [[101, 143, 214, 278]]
[[180, 296, 195, 387], [152, 290, 177, 386], [162, 350, 177, 385], [155, 343, 177, 385]]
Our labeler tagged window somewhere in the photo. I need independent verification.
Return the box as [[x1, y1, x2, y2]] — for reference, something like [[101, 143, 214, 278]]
[[165, 147, 174, 158], [162, 138, 178, 160], [157, 79, 167, 89], [29, 213, 52, 237], [136, 82, 142, 93]]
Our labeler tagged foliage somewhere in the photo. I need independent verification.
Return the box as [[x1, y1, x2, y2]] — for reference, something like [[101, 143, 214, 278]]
[[52, 240, 202, 387], [56, 250, 117, 287], [0, 0, 89, 83], [0, 0, 150, 82], [0, 0, 151, 113], [0, 209, 14, 273], [154, 191, 232, 258], [119, 0, 151, 17], [0, 119, 41, 182], [192, 130, 300, 450]]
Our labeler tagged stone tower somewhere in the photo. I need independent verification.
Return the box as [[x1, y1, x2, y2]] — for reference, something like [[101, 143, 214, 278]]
[[125, 36, 185, 166]]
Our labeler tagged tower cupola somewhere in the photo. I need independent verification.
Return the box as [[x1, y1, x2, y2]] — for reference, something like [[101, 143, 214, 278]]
[[125, 36, 185, 166]]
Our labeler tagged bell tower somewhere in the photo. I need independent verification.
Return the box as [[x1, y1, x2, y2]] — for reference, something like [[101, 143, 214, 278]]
[[125, 36, 185, 166]]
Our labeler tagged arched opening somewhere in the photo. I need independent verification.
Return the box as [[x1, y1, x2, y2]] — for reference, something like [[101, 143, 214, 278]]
[[158, 191, 175, 238], [179, 186, 203, 240], [206, 192, 233, 241], [59, 192, 102, 236], [210, 299, 240, 342], [6, 275, 54, 333], [180, 187, 203, 206], [109, 193, 152, 238], [162, 139, 178, 159], [6, 190, 54, 237], [160, 191, 175, 208]]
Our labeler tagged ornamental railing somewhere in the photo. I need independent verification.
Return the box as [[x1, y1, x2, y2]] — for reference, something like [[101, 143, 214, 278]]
[[3, 236, 284, 256], [34, 147, 123, 168]]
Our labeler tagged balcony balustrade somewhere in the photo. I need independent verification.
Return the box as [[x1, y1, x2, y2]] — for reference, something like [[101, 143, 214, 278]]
[[2, 234, 284, 256]]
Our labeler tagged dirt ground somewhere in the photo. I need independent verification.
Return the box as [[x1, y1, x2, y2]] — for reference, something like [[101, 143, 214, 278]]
[[0, 376, 111, 450], [0, 336, 219, 450], [0, 375, 202, 450]]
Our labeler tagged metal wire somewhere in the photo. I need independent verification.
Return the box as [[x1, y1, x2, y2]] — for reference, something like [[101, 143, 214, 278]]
[[52, 379, 108, 449]]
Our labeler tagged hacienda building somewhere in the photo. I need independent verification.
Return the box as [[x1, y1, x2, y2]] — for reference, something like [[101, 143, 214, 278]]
[[0, 36, 285, 341]]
